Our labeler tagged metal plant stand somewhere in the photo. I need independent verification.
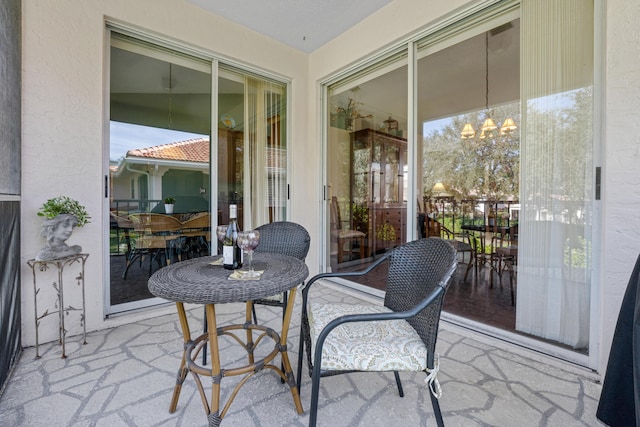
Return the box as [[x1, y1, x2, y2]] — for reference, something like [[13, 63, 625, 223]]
[[27, 253, 89, 359]]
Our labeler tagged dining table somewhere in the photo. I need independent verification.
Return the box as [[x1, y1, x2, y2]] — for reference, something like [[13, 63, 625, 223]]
[[148, 253, 309, 426], [460, 223, 511, 234]]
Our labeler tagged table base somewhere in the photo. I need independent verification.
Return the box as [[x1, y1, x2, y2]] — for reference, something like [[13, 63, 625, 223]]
[[169, 290, 303, 426]]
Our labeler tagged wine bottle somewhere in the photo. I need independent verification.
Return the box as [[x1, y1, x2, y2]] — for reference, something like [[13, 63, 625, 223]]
[[223, 203, 242, 270]]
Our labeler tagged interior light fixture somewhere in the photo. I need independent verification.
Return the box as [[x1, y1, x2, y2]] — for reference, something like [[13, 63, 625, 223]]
[[481, 117, 497, 132], [461, 123, 475, 139], [432, 182, 446, 194], [461, 30, 518, 139], [500, 117, 517, 134]]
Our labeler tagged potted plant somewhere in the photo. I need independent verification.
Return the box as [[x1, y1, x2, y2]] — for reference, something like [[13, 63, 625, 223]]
[[37, 195, 90, 226], [376, 222, 397, 251], [163, 196, 176, 214], [36, 196, 90, 260]]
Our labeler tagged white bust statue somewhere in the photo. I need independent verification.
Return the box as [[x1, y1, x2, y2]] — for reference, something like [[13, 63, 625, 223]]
[[35, 214, 82, 261]]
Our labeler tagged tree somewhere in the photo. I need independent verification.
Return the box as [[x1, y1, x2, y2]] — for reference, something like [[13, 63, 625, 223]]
[[422, 102, 521, 202]]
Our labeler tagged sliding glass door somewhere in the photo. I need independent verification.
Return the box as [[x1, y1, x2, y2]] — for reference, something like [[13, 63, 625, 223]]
[[323, 0, 596, 362], [108, 34, 212, 313], [325, 51, 408, 287], [107, 31, 289, 315]]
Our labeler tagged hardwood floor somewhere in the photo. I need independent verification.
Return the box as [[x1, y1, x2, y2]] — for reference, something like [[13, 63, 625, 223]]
[[443, 264, 516, 331]]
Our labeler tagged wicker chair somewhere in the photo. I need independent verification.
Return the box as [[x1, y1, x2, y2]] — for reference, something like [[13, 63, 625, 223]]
[[251, 221, 310, 322], [180, 212, 211, 257], [296, 238, 457, 427]]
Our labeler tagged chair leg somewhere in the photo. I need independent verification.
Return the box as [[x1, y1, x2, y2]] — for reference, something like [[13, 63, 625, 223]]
[[430, 390, 445, 427], [393, 371, 404, 397], [201, 306, 208, 365], [508, 259, 516, 306], [296, 320, 305, 391], [280, 292, 288, 383], [463, 252, 474, 282], [251, 304, 258, 324], [309, 365, 322, 427]]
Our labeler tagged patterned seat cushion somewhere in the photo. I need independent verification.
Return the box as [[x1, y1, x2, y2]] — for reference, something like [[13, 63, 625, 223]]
[[258, 293, 284, 303], [308, 303, 428, 372]]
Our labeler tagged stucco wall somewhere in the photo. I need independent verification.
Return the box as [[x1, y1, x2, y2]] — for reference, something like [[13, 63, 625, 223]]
[[20, 0, 311, 345], [600, 0, 640, 375]]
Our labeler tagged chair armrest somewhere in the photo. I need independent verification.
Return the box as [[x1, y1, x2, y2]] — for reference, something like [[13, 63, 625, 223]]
[[300, 250, 394, 332], [301, 250, 392, 295]]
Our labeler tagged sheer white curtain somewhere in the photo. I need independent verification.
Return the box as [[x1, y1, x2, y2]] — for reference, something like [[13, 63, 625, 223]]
[[516, 0, 594, 349], [244, 76, 287, 228]]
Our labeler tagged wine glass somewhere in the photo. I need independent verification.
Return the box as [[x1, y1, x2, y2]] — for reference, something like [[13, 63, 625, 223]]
[[216, 225, 227, 257], [237, 230, 260, 277]]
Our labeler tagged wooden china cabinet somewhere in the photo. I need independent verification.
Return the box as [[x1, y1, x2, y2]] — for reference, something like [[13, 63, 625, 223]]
[[350, 128, 407, 257]]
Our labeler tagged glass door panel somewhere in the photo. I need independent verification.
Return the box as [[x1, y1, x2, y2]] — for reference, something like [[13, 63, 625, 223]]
[[107, 35, 289, 316], [218, 66, 289, 231], [108, 34, 212, 313], [415, 1, 593, 358], [326, 52, 408, 287]]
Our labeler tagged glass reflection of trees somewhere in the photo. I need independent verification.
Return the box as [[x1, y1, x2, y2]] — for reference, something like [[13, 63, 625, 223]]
[[422, 102, 520, 202]]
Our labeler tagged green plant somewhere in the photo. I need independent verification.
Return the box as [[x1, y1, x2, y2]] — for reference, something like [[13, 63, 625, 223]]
[[351, 203, 369, 233], [376, 223, 396, 241], [37, 196, 91, 227], [163, 196, 176, 204]]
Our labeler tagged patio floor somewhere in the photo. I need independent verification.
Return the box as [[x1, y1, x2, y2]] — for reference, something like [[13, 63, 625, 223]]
[[0, 280, 603, 426]]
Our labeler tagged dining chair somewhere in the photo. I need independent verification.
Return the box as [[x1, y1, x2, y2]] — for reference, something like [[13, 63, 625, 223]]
[[251, 221, 310, 322], [331, 196, 366, 263], [490, 224, 518, 304], [438, 224, 475, 282], [180, 212, 211, 258], [123, 213, 183, 278], [297, 238, 457, 427], [110, 211, 134, 260]]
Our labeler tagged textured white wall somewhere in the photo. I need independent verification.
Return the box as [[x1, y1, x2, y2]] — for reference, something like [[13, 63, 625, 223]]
[[599, 0, 640, 375], [21, 0, 310, 345]]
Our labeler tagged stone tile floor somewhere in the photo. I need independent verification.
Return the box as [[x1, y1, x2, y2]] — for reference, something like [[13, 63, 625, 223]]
[[0, 281, 603, 426]]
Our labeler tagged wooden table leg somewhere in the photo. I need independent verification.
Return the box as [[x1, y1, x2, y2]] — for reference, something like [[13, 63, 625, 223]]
[[170, 302, 191, 413], [245, 301, 255, 365], [205, 304, 222, 426]]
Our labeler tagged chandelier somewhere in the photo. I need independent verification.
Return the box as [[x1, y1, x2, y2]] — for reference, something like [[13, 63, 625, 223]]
[[461, 31, 517, 139]]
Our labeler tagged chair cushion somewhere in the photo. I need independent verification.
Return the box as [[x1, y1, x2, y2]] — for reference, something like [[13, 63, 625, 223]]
[[339, 229, 365, 239], [257, 293, 284, 303], [308, 303, 428, 372]]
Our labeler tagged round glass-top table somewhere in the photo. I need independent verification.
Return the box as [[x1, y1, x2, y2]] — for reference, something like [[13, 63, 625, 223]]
[[148, 253, 308, 426]]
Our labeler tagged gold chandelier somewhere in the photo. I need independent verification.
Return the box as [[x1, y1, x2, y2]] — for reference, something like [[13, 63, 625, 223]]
[[461, 31, 517, 139]]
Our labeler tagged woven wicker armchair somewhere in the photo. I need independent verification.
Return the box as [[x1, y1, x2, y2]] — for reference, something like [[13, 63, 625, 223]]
[[296, 238, 457, 427], [252, 221, 310, 322]]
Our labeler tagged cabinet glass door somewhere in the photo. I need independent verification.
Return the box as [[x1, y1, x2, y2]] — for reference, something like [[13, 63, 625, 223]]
[[383, 143, 400, 203]]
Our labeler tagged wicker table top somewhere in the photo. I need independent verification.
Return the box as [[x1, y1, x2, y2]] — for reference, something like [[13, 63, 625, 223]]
[[148, 253, 308, 305]]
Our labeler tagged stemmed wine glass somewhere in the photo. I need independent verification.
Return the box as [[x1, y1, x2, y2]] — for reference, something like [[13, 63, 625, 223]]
[[216, 225, 227, 258], [237, 230, 261, 278]]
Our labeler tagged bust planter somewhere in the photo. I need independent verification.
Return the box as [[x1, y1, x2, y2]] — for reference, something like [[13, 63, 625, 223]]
[[36, 214, 83, 261], [36, 196, 90, 261]]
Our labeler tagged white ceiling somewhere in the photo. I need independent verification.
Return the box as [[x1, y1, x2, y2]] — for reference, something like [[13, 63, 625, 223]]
[[187, 0, 393, 53]]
